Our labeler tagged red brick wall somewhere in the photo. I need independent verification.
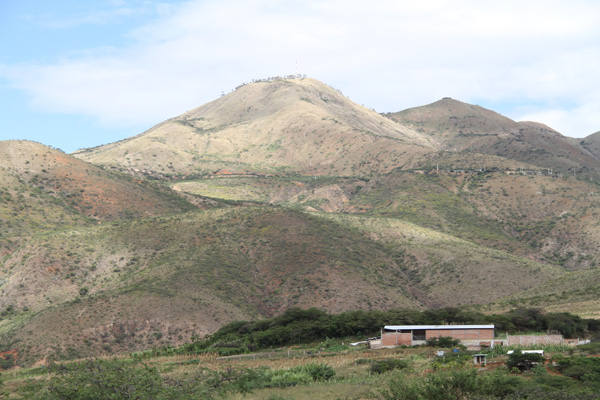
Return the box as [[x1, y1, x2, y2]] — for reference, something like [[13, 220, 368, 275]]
[[426, 328, 494, 340], [382, 328, 494, 347], [508, 335, 563, 346], [381, 332, 412, 346]]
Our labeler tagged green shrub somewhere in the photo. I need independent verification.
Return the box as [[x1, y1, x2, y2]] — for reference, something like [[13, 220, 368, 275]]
[[575, 341, 600, 355], [35, 359, 264, 400], [382, 368, 479, 400], [238, 363, 335, 389], [44, 359, 166, 400], [370, 359, 411, 374], [477, 369, 523, 397], [0, 354, 15, 370], [506, 350, 545, 372], [531, 374, 579, 390], [301, 362, 335, 381], [425, 336, 461, 348]]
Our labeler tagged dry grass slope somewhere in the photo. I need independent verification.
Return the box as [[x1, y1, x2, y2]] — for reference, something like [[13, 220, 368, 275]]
[[73, 78, 437, 176], [1, 206, 425, 364], [387, 98, 600, 174]]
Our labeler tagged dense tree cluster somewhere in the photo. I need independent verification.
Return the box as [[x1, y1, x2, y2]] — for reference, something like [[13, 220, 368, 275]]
[[168, 307, 599, 356]]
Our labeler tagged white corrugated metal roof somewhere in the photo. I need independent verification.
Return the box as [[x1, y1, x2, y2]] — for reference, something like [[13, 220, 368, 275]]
[[383, 325, 494, 330]]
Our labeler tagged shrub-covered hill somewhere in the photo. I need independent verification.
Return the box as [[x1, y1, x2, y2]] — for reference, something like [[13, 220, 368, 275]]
[[579, 131, 600, 159], [168, 169, 600, 272], [1, 202, 571, 365], [1, 206, 424, 364], [347, 170, 600, 270], [387, 98, 600, 173], [0, 140, 195, 254]]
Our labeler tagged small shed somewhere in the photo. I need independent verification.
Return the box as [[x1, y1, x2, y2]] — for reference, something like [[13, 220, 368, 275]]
[[473, 354, 487, 366]]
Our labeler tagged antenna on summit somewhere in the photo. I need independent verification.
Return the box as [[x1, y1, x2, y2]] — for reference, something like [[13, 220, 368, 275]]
[[296, 60, 298, 76]]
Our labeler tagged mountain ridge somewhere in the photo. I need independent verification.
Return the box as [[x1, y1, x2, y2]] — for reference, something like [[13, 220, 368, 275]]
[[2, 78, 600, 365], [386, 98, 600, 173], [73, 78, 438, 176]]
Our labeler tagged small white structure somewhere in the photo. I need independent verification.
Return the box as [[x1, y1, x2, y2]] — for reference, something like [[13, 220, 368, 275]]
[[507, 350, 544, 356]]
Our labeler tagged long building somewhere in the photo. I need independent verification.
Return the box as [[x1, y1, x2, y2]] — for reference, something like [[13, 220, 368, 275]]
[[378, 325, 495, 348]]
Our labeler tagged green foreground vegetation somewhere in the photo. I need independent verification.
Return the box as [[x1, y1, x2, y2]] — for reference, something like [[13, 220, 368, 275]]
[[3, 307, 600, 398], [4, 341, 600, 399], [151, 307, 599, 357]]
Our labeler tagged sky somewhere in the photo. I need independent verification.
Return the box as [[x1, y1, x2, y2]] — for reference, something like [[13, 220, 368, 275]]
[[1, 0, 600, 153]]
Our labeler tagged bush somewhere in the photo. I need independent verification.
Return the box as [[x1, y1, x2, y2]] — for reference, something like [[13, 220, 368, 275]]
[[382, 368, 479, 400], [238, 363, 335, 389], [506, 350, 545, 372], [553, 356, 600, 384], [0, 354, 15, 370], [370, 359, 411, 374], [575, 341, 600, 355], [45, 359, 166, 400], [39, 359, 260, 399], [477, 369, 523, 397], [297, 363, 335, 381], [425, 336, 461, 348]]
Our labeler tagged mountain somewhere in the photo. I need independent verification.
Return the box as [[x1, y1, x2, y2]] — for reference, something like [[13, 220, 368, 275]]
[[2, 206, 428, 363], [386, 98, 600, 173], [3, 79, 600, 365], [73, 78, 437, 176], [579, 131, 600, 159], [2, 142, 584, 364], [0, 140, 195, 254], [2, 202, 569, 364]]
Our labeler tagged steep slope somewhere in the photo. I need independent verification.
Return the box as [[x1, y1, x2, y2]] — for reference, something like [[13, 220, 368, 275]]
[[0, 140, 195, 255], [347, 170, 600, 269], [314, 213, 563, 308], [168, 166, 600, 272], [2, 203, 570, 364], [0, 140, 195, 220], [387, 98, 600, 173], [73, 77, 437, 176], [0, 207, 423, 363], [579, 131, 600, 159]]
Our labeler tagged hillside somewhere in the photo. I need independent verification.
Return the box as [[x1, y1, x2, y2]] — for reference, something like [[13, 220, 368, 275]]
[[73, 78, 437, 176], [3, 83, 600, 366], [3, 202, 573, 364], [1, 207, 428, 363], [169, 169, 600, 270], [0, 140, 195, 220], [579, 131, 600, 159], [387, 98, 600, 174], [0, 140, 195, 254], [350, 170, 600, 268]]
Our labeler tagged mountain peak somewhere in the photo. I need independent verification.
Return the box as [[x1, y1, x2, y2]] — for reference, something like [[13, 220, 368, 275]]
[[386, 99, 600, 171], [74, 77, 437, 176]]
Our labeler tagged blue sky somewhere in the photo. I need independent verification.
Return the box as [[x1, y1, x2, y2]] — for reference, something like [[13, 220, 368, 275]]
[[2, 0, 600, 153]]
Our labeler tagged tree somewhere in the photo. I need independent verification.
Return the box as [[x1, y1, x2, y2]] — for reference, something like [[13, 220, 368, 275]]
[[506, 350, 545, 372], [46, 359, 165, 400], [425, 336, 462, 348]]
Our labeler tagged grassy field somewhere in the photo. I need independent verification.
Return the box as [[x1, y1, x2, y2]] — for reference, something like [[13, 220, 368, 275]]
[[4, 339, 600, 399]]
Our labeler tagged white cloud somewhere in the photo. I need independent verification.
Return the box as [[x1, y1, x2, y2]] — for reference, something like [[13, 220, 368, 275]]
[[517, 100, 600, 137], [3, 0, 600, 137]]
